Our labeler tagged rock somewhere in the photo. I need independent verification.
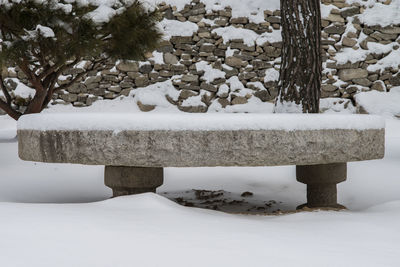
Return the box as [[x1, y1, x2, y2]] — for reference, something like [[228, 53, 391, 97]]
[[226, 56, 247, 68], [84, 76, 102, 85], [338, 69, 368, 81], [181, 74, 199, 82], [120, 88, 132, 96], [199, 44, 216, 52], [231, 96, 248, 105], [352, 78, 372, 87], [61, 93, 78, 102], [120, 81, 134, 88], [239, 72, 257, 80], [163, 53, 178, 65], [170, 36, 193, 44], [139, 64, 152, 74], [360, 39, 369, 50], [377, 26, 400, 35], [108, 86, 122, 93], [135, 75, 149, 87], [188, 15, 203, 23], [179, 89, 198, 100], [325, 14, 344, 23], [157, 40, 174, 53], [389, 74, 400, 86], [263, 46, 280, 57], [117, 61, 139, 72], [324, 25, 346, 34], [178, 104, 207, 113], [340, 7, 360, 18], [322, 84, 338, 92], [266, 16, 280, 24], [200, 82, 218, 92], [137, 101, 156, 112], [230, 17, 248, 24], [254, 90, 273, 102], [218, 98, 230, 108], [103, 75, 119, 83], [326, 61, 359, 69], [342, 36, 357, 47], [67, 83, 86, 94], [371, 81, 386, 91], [86, 96, 98, 106], [104, 92, 115, 99], [370, 31, 397, 41]]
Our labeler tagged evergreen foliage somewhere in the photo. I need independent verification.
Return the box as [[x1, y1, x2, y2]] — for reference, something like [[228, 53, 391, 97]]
[[0, 0, 162, 120]]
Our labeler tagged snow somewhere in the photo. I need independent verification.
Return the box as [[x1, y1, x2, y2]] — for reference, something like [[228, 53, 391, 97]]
[[195, 61, 226, 83], [212, 26, 281, 47], [85, 5, 117, 23], [149, 51, 164, 65], [354, 87, 400, 118], [1, 115, 400, 266], [132, 80, 180, 108], [159, 19, 198, 39], [274, 100, 303, 113], [209, 96, 274, 113], [367, 49, 400, 73], [335, 42, 396, 66], [264, 68, 280, 82], [35, 25, 55, 38], [18, 113, 384, 131], [357, 0, 400, 27], [320, 98, 356, 114], [0, 115, 16, 139], [2, 78, 36, 99]]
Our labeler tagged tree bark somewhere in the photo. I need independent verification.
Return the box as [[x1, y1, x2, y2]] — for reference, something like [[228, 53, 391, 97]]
[[275, 0, 322, 113]]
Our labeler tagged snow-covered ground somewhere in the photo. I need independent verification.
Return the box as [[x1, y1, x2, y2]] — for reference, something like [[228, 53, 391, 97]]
[[1, 110, 400, 266]]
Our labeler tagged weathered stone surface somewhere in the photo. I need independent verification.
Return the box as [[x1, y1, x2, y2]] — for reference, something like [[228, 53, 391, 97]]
[[371, 81, 386, 91], [342, 36, 357, 47], [135, 76, 149, 87], [338, 69, 368, 81], [340, 7, 360, 18], [325, 14, 344, 23], [296, 163, 347, 208], [116, 61, 139, 72], [231, 96, 248, 105], [182, 74, 199, 82], [353, 78, 372, 87], [19, 122, 385, 167], [105, 166, 163, 196], [163, 53, 178, 64], [225, 56, 247, 68], [324, 25, 346, 34], [137, 101, 155, 112]]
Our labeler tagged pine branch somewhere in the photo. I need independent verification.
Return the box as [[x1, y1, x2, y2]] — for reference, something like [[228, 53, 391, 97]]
[[0, 74, 12, 105], [53, 57, 108, 92], [0, 98, 21, 120]]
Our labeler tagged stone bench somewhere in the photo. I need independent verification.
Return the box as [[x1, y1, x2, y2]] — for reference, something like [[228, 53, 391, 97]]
[[17, 113, 385, 209]]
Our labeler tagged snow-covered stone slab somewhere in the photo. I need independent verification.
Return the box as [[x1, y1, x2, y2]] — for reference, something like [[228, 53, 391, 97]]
[[18, 113, 385, 167]]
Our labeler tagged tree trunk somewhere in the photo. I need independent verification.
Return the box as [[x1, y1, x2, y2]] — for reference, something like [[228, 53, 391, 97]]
[[275, 0, 322, 113]]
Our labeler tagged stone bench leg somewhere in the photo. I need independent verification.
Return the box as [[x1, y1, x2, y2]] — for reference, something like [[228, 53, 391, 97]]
[[296, 163, 347, 209], [105, 166, 163, 197]]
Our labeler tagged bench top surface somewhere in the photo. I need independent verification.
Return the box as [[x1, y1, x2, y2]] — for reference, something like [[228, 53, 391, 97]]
[[18, 113, 385, 131], [18, 113, 385, 167]]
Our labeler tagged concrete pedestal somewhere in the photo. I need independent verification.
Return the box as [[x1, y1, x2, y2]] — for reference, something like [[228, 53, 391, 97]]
[[105, 166, 163, 197], [296, 163, 347, 209]]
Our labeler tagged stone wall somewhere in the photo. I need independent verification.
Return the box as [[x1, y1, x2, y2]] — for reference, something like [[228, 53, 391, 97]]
[[2, 0, 400, 113]]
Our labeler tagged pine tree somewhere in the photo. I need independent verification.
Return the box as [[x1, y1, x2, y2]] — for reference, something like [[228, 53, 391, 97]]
[[0, 0, 162, 120], [274, 0, 322, 113]]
